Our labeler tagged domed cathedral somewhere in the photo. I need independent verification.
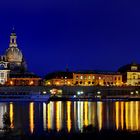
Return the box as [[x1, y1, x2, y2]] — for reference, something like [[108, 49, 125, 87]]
[[5, 28, 27, 72], [0, 29, 42, 86]]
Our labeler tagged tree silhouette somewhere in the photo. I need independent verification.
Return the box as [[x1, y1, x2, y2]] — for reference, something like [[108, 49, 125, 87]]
[[3, 112, 11, 132]]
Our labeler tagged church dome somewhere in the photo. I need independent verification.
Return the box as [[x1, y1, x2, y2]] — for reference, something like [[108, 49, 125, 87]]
[[6, 47, 23, 62], [5, 28, 23, 63]]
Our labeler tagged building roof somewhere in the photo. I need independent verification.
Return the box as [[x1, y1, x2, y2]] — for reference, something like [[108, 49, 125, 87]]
[[45, 71, 73, 80], [74, 70, 121, 75], [118, 62, 140, 73], [9, 72, 41, 78]]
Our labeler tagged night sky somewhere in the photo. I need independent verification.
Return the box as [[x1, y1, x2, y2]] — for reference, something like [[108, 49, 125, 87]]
[[0, 0, 140, 76]]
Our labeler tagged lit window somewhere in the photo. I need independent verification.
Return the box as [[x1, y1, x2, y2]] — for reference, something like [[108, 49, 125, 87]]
[[131, 66, 137, 71], [56, 82, 60, 85], [92, 76, 95, 79], [0, 73, 4, 78], [47, 82, 51, 85], [84, 76, 86, 80], [80, 76, 83, 79], [99, 77, 101, 80], [88, 76, 91, 79]]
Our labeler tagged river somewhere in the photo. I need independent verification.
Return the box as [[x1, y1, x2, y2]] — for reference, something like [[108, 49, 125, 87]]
[[0, 101, 139, 134]]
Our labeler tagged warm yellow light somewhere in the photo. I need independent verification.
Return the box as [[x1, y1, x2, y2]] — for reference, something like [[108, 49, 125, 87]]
[[29, 81, 34, 85], [67, 81, 70, 85], [136, 101, 139, 130], [121, 102, 124, 130], [47, 82, 51, 85], [84, 102, 88, 126], [130, 102, 134, 130], [29, 102, 34, 134], [125, 102, 129, 130], [56, 102, 62, 132], [47, 102, 53, 130], [115, 102, 119, 130], [67, 101, 71, 132], [56, 82, 60, 85], [97, 102, 102, 131], [10, 103, 14, 129], [10, 81, 13, 85]]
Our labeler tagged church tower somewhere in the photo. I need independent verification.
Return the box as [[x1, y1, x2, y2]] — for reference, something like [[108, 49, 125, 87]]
[[9, 27, 18, 48], [5, 28, 27, 72]]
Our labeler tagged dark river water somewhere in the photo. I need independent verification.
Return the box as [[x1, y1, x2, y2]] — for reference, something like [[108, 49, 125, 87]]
[[0, 101, 139, 134]]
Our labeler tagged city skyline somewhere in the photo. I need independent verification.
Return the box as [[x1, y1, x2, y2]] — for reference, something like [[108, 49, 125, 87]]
[[0, 0, 140, 76]]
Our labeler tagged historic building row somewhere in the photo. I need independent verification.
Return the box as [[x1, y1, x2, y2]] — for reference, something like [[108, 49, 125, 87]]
[[1, 30, 140, 87], [45, 62, 140, 86]]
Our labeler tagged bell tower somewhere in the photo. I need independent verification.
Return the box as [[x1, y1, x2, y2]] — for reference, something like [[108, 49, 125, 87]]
[[9, 27, 17, 48]]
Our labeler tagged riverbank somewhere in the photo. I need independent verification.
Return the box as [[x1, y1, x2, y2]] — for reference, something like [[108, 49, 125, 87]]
[[0, 85, 139, 94], [0, 86, 140, 102], [49, 94, 140, 101]]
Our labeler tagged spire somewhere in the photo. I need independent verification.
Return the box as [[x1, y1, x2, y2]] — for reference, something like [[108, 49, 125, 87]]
[[9, 27, 17, 47]]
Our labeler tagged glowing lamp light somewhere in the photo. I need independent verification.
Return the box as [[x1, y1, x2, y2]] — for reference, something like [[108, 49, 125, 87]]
[[56, 82, 60, 85], [136, 91, 139, 94], [29, 81, 34, 85], [77, 91, 84, 95], [50, 89, 58, 94], [47, 82, 51, 85], [10, 81, 13, 85], [43, 91, 47, 94]]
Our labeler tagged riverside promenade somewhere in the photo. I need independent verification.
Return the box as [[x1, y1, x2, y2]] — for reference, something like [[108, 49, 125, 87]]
[[0, 86, 139, 97], [0, 85, 139, 93]]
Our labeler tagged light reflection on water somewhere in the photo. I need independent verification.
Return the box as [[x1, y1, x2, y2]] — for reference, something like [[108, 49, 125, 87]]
[[29, 102, 34, 134], [0, 101, 139, 133]]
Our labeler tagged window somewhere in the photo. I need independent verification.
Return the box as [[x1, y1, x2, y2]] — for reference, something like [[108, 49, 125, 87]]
[[92, 82, 94, 84], [133, 76, 136, 79], [75, 81, 78, 85], [88, 76, 91, 79], [0, 79, 4, 84], [131, 66, 138, 71], [0, 73, 4, 78], [80, 76, 83, 79], [92, 76, 95, 79]]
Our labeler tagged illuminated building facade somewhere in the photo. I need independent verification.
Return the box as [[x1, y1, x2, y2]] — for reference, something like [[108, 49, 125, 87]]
[[0, 60, 10, 85], [6, 72, 42, 86], [73, 71, 122, 86], [45, 71, 73, 86], [118, 62, 140, 86], [45, 71, 122, 86]]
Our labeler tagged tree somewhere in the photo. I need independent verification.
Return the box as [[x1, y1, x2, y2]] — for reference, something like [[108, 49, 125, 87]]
[[3, 112, 11, 132]]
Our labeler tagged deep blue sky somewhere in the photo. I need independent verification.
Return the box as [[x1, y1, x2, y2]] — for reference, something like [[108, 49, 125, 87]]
[[0, 0, 140, 76]]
